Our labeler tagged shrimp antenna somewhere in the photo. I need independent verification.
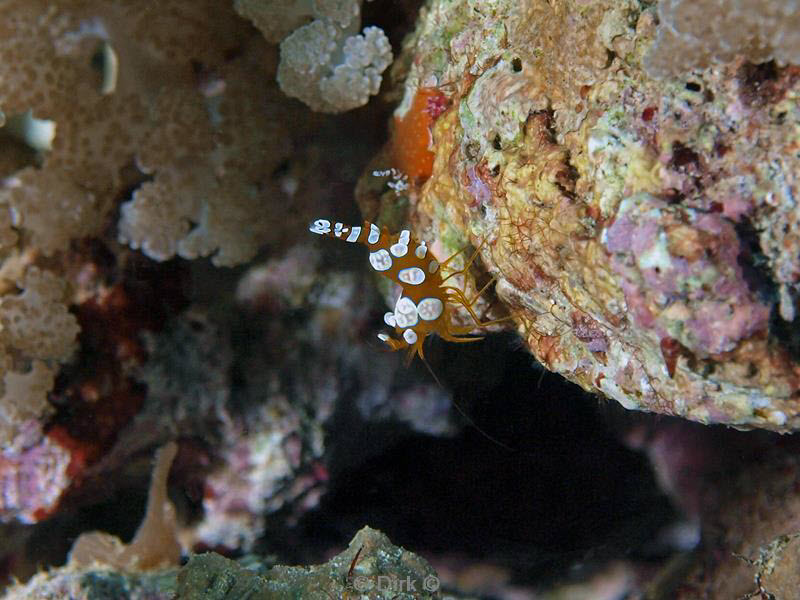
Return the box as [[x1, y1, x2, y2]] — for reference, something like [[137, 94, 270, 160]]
[[419, 336, 522, 454], [449, 392, 519, 454], [419, 340, 444, 389]]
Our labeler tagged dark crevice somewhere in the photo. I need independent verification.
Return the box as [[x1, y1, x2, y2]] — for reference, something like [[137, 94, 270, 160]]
[[556, 157, 578, 200], [222, 46, 245, 62], [0, 127, 39, 174], [103, 162, 154, 240], [734, 219, 799, 361], [270, 333, 680, 589], [737, 60, 787, 107], [735, 219, 776, 305], [771, 305, 800, 362], [270, 158, 291, 180], [669, 141, 700, 172], [530, 109, 558, 144], [603, 49, 616, 69], [554, 177, 577, 201], [361, 0, 425, 49]]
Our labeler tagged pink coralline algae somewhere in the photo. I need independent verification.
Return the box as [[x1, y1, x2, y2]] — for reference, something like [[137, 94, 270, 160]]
[[190, 403, 328, 552], [605, 192, 770, 357], [0, 422, 71, 523]]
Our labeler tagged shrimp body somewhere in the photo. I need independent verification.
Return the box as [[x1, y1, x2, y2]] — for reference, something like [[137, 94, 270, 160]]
[[310, 218, 502, 362]]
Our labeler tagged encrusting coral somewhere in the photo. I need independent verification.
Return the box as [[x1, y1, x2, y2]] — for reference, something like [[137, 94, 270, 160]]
[[0, 0, 394, 533], [0, 0, 294, 270], [0, 268, 79, 450], [237, 0, 393, 113], [365, 0, 800, 430], [0, 0, 312, 479]]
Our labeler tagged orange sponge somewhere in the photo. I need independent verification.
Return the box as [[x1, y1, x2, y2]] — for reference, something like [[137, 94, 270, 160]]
[[391, 87, 448, 182]]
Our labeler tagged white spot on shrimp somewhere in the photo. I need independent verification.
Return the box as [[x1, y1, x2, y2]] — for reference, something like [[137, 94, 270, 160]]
[[428, 260, 439, 273], [369, 249, 393, 272], [334, 222, 344, 237], [309, 219, 331, 234], [397, 267, 425, 285], [394, 296, 418, 328], [403, 329, 418, 344], [398, 230, 411, 245], [415, 242, 427, 259], [346, 226, 361, 242], [384, 311, 397, 327], [390, 243, 408, 257], [377, 333, 390, 342], [417, 297, 443, 321], [368, 223, 380, 244]]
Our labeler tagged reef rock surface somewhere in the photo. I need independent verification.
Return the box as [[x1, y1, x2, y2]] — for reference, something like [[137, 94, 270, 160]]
[[372, 0, 800, 430], [2, 526, 442, 600]]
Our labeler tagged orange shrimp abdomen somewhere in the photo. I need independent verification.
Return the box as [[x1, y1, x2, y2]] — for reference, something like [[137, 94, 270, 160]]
[[309, 218, 445, 350]]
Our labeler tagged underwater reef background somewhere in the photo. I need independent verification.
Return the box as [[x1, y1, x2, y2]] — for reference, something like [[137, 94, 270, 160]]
[[0, 1, 799, 598]]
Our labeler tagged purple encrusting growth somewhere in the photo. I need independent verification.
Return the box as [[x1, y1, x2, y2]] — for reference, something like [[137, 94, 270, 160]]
[[0, 421, 71, 523], [466, 166, 492, 207], [606, 193, 770, 356], [572, 313, 610, 353]]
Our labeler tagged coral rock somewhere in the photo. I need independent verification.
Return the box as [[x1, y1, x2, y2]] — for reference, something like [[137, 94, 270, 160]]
[[376, 0, 800, 430], [178, 526, 442, 599]]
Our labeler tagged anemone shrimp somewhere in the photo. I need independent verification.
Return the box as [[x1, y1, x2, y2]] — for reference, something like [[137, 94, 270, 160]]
[[309, 218, 510, 364]]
